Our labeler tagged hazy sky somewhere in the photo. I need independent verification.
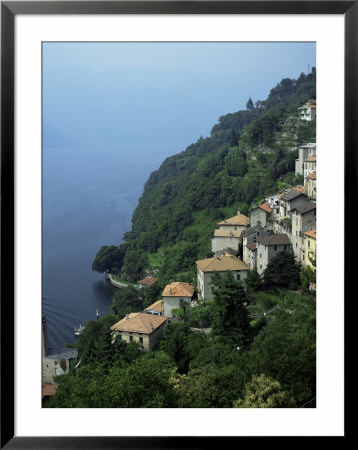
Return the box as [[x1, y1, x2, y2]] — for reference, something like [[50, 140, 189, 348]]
[[43, 42, 316, 153]]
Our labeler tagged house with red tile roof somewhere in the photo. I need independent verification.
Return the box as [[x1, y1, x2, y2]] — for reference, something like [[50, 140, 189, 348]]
[[110, 312, 167, 351], [195, 254, 249, 300], [138, 276, 158, 287], [162, 282, 195, 318], [144, 299, 164, 316], [250, 202, 273, 227]]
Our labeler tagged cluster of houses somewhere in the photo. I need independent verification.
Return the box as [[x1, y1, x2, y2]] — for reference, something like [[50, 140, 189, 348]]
[[108, 143, 317, 352], [42, 99, 317, 398]]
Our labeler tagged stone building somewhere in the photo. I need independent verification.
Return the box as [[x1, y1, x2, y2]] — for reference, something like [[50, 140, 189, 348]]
[[304, 229, 317, 270], [110, 312, 167, 351], [195, 254, 249, 301], [256, 234, 292, 275], [295, 143, 316, 176], [216, 210, 250, 234], [162, 282, 195, 318], [211, 228, 242, 253], [291, 202, 316, 265], [306, 172, 317, 199], [279, 189, 309, 219], [250, 202, 273, 227], [297, 100, 316, 121], [303, 156, 316, 185], [242, 225, 270, 269]]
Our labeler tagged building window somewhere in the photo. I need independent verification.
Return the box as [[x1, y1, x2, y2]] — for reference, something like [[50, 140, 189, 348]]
[[284, 245, 287, 250], [308, 240, 311, 248], [260, 253, 262, 258], [260, 265, 262, 269], [274, 245, 277, 251], [118, 334, 122, 340], [237, 274, 241, 280], [296, 243, 297, 248], [129, 336, 133, 342], [139, 337, 143, 344]]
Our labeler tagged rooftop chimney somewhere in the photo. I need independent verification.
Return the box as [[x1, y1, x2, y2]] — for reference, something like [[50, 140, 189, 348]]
[[126, 314, 129, 320], [237, 209, 241, 215]]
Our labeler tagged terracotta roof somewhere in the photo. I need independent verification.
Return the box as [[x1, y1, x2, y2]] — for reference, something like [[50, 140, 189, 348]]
[[304, 229, 317, 239], [162, 282, 195, 297], [217, 213, 250, 226], [258, 202, 273, 213], [308, 172, 316, 180], [42, 384, 59, 398], [292, 186, 306, 194], [196, 255, 249, 272], [256, 234, 292, 246], [246, 242, 257, 251], [213, 229, 242, 238], [144, 299, 164, 314], [294, 202, 316, 215], [110, 312, 167, 334], [138, 276, 158, 286], [305, 156, 316, 162]]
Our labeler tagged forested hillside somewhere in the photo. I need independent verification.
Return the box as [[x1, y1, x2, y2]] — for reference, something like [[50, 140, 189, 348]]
[[46, 70, 317, 410], [93, 69, 316, 287]]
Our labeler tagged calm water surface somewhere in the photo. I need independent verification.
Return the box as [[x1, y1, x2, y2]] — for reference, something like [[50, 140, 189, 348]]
[[42, 143, 170, 348]]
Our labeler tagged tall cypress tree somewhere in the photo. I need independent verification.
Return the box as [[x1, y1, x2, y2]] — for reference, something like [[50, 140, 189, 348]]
[[211, 272, 252, 348]]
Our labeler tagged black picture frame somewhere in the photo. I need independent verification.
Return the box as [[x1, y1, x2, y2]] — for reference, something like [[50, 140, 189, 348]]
[[1, 1, 353, 447]]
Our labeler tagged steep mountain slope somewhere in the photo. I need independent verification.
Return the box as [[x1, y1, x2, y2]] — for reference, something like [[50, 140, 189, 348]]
[[93, 70, 316, 284]]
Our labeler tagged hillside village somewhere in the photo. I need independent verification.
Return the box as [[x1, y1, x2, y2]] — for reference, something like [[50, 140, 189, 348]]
[[43, 86, 317, 408], [104, 119, 316, 353]]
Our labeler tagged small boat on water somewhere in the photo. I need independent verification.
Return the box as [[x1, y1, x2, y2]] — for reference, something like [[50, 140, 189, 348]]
[[74, 324, 84, 336], [74, 310, 98, 335]]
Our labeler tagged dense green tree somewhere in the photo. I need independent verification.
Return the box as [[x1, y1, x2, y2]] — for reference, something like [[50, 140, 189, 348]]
[[188, 301, 213, 328], [172, 364, 247, 408], [142, 282, 163, 309], [189, 340, 241, 371], [111, 285, 143, 316], [245, 267, 262, 292], [246, 303, 316, 406], [263, 250, 301, 289], [246, 97, 254, 110], [92, 245, 124, 274], [46, 351, 178, 408], [233, 374, 295, 408], [211, 272, 252, 348], [300, 265, 316, 291], [121, 247, 148, 282], [76, 315, 142, 367], [160, 322, 208, 374]]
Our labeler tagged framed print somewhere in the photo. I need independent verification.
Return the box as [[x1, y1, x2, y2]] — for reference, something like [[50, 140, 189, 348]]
[[1, 0, 353, 447]]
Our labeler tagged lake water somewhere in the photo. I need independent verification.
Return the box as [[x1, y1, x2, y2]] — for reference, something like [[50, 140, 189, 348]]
[[42, 143, 174, 348]]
